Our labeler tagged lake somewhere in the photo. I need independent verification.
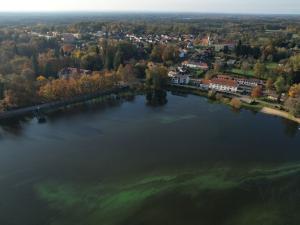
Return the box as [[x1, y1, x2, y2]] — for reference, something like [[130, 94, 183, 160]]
[[0, 92, 300, 225]]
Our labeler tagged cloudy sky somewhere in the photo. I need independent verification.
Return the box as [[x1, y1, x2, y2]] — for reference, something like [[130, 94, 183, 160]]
[[0, 0, 299, 14]]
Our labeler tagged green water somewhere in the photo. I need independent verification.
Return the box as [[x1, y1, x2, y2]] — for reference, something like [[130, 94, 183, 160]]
[[0, 93, 300, 225]]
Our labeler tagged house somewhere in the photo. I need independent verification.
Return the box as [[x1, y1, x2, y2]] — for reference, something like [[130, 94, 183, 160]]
[[201, 79, 211, 90], [58, 67, 92, 79], [187, 42, 194, 49], [190, 79, 210, 90], [168, 71, 190, 85], [168, 71, 178, 78], [214, 42, 236, 52], [227, 59, 236, 67], [95, 31, 107, 37], [62, 44, 75, 56], [235, 78, 264, 87], [62, 33, 76, 43], [199, 36, 211, 46], [170, 74, 190, 85], [177, 66, 188, 73], [209, 78, 238, 93], [182, 61, 209, 70], [179, 49, 188, 59]]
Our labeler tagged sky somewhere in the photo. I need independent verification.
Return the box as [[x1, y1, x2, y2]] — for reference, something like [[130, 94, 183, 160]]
[[0, 0, 300, 14]]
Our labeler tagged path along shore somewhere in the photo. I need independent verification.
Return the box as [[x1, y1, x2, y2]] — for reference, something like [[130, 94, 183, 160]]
[[260, 107, 300, 124]]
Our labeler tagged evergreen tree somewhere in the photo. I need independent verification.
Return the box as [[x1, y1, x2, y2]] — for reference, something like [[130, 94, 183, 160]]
[[31, 54, 39, 76]]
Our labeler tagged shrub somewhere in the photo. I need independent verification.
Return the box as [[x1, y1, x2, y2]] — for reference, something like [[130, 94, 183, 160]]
[[230, 98, 242, 109], [215, 93, 223, 101], [208, 90, 216, 99]]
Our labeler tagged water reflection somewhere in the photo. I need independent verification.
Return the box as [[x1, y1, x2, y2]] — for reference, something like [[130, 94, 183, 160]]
[[0, 117, 29, 137], [281, 118, 299, 138], [146, 90, 168, 106]]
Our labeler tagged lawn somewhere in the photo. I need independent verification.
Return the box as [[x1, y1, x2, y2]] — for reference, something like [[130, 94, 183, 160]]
[[266, 62, 279, 70], [190, 68, 205, 78], [229, 68, 255, 77]]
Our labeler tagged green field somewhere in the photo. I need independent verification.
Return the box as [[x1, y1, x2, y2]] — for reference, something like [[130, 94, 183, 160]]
[[266, 63, 279, 70], [229, 68, 255, 77]]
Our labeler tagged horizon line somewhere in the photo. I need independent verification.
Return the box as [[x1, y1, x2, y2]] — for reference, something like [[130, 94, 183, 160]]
[[0, 11, 300, 16]]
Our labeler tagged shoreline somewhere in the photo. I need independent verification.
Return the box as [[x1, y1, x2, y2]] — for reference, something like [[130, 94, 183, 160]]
[[168, 85, 300, 124], [1, 85, 299, 125], [0, 86, 130, 120], [260, 107, 300, 124]]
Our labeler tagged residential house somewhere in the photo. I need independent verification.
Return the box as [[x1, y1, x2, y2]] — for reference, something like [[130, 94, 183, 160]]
[[235, 78, 263, 87], [182, 61, 209, 70], [199, 36, 211, 46], [170, 74, 190, 85], [168, 70, 190, 85], [227, 59, 236, 67], [179, 49, 188, 59], [190, 79, 210, 90], [62, 44, 76, 56], [62, 33, 76, 43], [58, 67, 92, 79], [214, 42, 236, 52]]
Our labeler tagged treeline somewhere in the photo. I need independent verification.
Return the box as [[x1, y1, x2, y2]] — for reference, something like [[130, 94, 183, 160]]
[[0, 71, 116, 110]]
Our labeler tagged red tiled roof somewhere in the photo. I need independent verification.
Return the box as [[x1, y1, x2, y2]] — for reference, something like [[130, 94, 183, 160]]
[[217, 75, 233, 80], [211, 78, 238, 87], [202, 79, 211, 85]]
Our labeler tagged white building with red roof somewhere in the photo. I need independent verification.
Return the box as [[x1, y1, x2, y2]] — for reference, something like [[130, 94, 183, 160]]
[[209, 78, 238, 93]]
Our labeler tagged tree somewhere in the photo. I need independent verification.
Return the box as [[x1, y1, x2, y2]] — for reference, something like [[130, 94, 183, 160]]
[[113, 49, 123, 70], [214, 62, 224, 73], [241, 61, 250, 75], [230, 98, 242, 109], [235, 40, 242, 57], [95, 46, 100, 55], [266, 78, 274, 91], [145, 65, 168, 106], [0, 75, 5, 100], [251, 86, 263, 98], [288, 55, 300, 83], [162, 45, 178, 64], [150, 45, 163, 62], [254, 62, 267, 78], [2, 74, 36, 108], [146, 65, 168, 90], [104, 49, 114, 70], [285, 97, 300, 117], [274, 76, 286, 94], [31, 54, 39, 76], [288, 84, 300, 98], [289, 55, 300, 72], [134, 63, 147, 79], [81, 53, 103, 71], [117, 64, 136, 84]]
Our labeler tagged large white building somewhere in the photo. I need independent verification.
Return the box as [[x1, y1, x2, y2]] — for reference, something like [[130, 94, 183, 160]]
[[209, 78, 238, 93], [217, 75, 264, 87]]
